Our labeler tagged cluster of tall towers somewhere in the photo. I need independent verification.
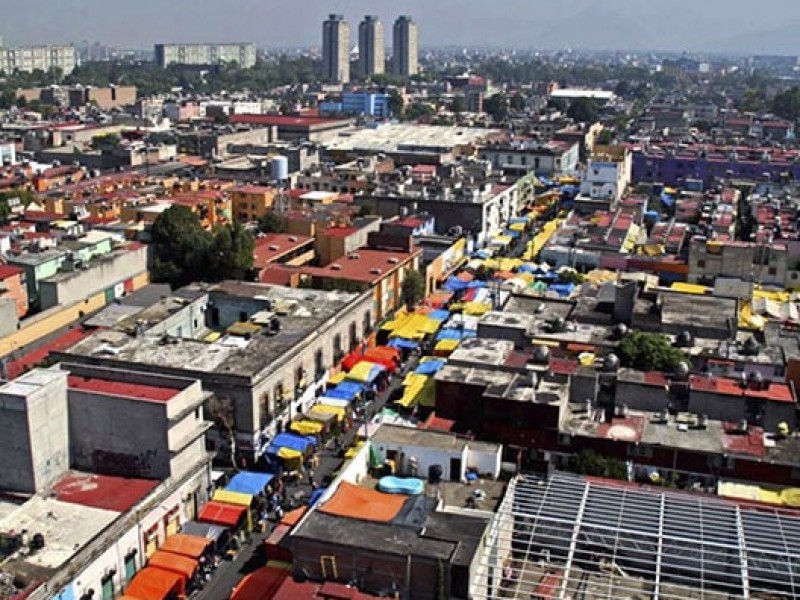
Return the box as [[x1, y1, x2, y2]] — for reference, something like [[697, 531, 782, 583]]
[[322, 14, 418, 83]]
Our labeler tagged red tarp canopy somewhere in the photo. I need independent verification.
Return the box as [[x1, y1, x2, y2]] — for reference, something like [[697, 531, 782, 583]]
[[125, 566, 185, 600], [159, 533, 212, 559], [341, 349, 363, 372], [230, 565, 289, 600], [147, 550, 198, 582], [198, 500, 246, 528]]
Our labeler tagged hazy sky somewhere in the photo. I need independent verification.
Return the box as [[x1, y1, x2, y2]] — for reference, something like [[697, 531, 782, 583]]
[[3, 0, 800, 53]]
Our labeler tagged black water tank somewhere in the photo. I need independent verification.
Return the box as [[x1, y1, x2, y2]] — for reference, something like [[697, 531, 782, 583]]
[[429, 464, 443, 484]]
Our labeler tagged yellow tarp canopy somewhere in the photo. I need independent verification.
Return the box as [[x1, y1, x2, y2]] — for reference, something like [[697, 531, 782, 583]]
[[390, 313, 440, 340], [277, 447, 303, 460], [524, 218, 562, 260], [290, 420, 324, 436], [227, 321, 262, 337], [491, 235, 513, 246], [463, 301, 492, 316], [328, 372, 346, 385], [434, 339, 459, 355], [309, 404, 346, 422], [670, 282, 709, 295], [347, 361, 383, 383], [509, 222, 526, 232]]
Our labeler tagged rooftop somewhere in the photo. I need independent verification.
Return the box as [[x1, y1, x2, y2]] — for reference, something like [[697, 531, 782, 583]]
[[58, 282, 365, 379], [66, 374, 180, 403], [51, 470, 160, 513], [322, 123, 500, 156], [301, 247, 420, 284], [470, 472, 800, 600], [253, 234, 314, 268]]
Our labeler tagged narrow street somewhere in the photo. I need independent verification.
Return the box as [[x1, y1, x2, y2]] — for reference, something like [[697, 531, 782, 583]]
[[194, 349, 420, 599]]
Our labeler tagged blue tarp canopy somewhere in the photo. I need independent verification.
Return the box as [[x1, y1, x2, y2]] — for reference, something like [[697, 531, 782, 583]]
[[308, 487, 326, 507], [414, 359, 446, 375], [428, 309, 451, 322], [387, 338, 419, 350], [549, 282, 576, 297], [443, 277, 487, 292], [226, 471, 275, 495], [326, 381, 363, 400], [509, 216, 528, 224], [660, 192, 675, 207], [559, 185, 578, 196], [436, 328, 477, 341], [504, 229, 521, 238], [271, 432, 316, 453], [517, 263, 538, 274], [472, 250, 491, 259], [537, 271, 559, 281]]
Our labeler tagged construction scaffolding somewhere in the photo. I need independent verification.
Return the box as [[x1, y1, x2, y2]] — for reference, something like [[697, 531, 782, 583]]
[[471, 472, 800, 599]]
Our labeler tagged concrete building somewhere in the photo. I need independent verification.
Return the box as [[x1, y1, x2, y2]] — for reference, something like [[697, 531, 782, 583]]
[[0, 263, 28, 318], [0, 369, 69, 495], [63, 363, 211, 481], [287, 425, 499, 599], [67, 85, 137, 110], [392, 15, 418, 76], [0, 44, 77, 75], [55, 282, 376, 461], [358, 15, 385, 77], [479, 139, 580, 177], [230, 184, 278, 222], [688, 238, 788, 287], [322, 14, 350, 84], [576, 144, 632, 209], [154, 43, 256, 68]]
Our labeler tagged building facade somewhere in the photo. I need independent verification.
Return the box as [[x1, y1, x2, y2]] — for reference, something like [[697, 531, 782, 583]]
[[392, 15, 418, 76], [0, 44, 77, 75], [358, 15, 384, 77], [154, 43, 257, 68], [322, 14, 350, 83]]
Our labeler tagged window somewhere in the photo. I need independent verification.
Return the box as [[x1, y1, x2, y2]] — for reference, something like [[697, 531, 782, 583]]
[[768, 267, 777, 276], [124, 551, 137, 583], [101, 575, 114, 600], [349, 322, 358, 350], [333, 334, 343, 362], [363, 310, 372, 335], [696, 259, 706, 268], [315, 349, 324, 379]]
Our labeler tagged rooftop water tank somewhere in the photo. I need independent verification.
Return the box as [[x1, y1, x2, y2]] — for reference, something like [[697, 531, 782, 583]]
[[271, 155, 289, 181]]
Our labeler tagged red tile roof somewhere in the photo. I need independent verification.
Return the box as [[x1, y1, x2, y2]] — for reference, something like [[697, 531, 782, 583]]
[[0, 264, 22, 280], [253, 234, 314, 268], [5, 327, 92, 380], [52, 471, 160, 512], [67, 375, 180, 403], [320, 226, 357, 238], [229, 114, 343, 127], [302, 248, 420, 284]]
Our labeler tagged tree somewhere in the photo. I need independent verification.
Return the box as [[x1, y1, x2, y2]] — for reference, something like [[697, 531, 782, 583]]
[[568, 449, 627, 480], [566, 97, 600, 123], [90, 133, 121, 151], [451, 95, 467, 114], [404, 102, 435, 122], [258, 210, 287, 233], [484, 93, 509, 122], [618, 330, 685, 372], [509, 93, 526, 111], [208, 220, 254, 281], [387, 88, 404, 117], [151, 205, 212, 289], [401, 270, 425, 309], [596, 129, 614, 145], [772, 87, 800, 121]]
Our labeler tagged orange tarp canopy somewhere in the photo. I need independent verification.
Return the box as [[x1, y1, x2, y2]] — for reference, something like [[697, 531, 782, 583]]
[[198, 500, 246, 528], [125, 566, 185, 600], [365, 346, 400, 361], [280, 506, 307, 527], [231, 565, 290, 600], [319, 482, 406, 522], [147, 550, 198, 582], [160, 533, 211, 559]]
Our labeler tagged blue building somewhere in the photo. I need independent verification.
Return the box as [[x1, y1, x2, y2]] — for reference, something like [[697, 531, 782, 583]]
[[320, 92, 391, 118]]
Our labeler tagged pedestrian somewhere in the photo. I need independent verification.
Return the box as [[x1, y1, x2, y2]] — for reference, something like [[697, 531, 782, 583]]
[[308, 468, 315, 486]]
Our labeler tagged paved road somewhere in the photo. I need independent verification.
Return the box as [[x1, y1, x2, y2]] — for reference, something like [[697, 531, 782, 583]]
[[194, 351, 419, 599]]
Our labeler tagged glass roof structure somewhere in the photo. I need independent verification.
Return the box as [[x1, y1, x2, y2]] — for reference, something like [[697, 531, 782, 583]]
[[471, 472, 800, 599]]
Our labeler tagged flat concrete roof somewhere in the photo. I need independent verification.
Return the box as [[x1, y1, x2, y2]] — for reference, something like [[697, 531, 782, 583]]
[[322, 123, 500, 155], [60, 282, 364, 380]]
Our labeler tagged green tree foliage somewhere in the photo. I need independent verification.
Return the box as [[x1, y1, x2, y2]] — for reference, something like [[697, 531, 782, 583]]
[[509, 93, 526, 111], [483, 93, 509, 122], [258, 210, 287, 234], [387, 88, 404, 118], [772, 87, 800, 121], [618, 330, 685, 372], [401, 270, 425, 309], [596, 129, 615, 145], [90, 133, 121, 151], [451, 95, 467, 114], [403, 102, 435, 122], [566, 97, 600, 123], [568, 449, 627, 480], [151, 205, 254, 288], [0, 189, 36, 224]]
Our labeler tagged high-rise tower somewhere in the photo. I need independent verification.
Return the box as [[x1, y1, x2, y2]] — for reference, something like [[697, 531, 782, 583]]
[[392, 15, 418, 77], [358, 15, 385, 77], [322, 14, 350, 83]]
